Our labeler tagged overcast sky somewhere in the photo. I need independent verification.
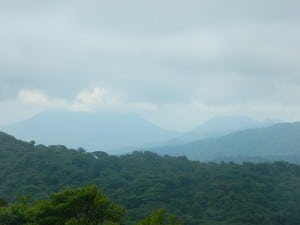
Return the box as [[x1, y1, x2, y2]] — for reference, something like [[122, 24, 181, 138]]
[[0, 0, 300, 131]]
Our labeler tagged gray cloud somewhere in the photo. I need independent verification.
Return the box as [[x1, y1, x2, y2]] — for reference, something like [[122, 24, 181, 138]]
[[1, 0, 300, 130]]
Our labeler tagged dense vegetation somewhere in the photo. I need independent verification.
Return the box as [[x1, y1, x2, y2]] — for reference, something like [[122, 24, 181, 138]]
[[153, 122, 300, 163], [0, 132, 300, 225], [0, 185, 181, 225]]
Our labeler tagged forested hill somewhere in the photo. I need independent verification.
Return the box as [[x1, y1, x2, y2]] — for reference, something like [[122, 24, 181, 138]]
[[0, 131, 300, 225], [153, 122, 300, 163]]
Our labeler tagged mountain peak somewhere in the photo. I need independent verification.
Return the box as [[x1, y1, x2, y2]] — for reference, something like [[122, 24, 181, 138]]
[[153, 121, 300, 163], [2, 110, 178, 153], [172, 116, 278, 143]]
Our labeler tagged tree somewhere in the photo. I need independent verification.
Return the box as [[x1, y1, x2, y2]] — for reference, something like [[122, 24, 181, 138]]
[[0, 186, 126, 225], [137, 209, 182, 225], [0, 198, 7, 207], [0, 186, 183, 225], [29, 185, 126, 225]]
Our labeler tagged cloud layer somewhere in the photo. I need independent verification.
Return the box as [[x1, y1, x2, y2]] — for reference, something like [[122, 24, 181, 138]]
[[1, 0, 300, 130]]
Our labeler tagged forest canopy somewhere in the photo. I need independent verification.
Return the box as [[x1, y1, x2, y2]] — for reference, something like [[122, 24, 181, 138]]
[[0, 185, 181, 225], [0, 132, 299, 225]]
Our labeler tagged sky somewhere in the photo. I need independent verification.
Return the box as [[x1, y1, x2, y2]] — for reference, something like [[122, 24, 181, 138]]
[[0, 0, 300, 132]]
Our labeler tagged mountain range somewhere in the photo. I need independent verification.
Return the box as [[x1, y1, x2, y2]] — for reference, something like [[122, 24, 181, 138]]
[[1, 110, 177, 153], [152, 122, 300, 163], [164, 116, 279, 145], [1, 110, 281, 155]]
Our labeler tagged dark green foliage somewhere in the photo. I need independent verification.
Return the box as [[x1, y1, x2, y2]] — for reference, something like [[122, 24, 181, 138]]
[[136, 209, 182, 225], [0, 132, 300, 225], [0, 185, 178, 225], [0, 198, 8, 207], [29, 185, 126, 225]]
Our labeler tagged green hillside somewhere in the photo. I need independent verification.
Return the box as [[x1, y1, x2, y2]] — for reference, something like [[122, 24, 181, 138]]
[[0, 132, 300, 225], [153, 122, 300, 163]]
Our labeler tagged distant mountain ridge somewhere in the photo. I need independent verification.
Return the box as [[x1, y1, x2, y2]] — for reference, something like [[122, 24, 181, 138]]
[[166, 116, 279, 145], [2, 110, 178, 153], [152, 122, 300, 163]]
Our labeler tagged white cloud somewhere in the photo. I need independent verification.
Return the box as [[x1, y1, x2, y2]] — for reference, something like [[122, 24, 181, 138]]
[[76, 88, 108, 106], [16, 87, 158, 114], [18, 89, 48, 105]]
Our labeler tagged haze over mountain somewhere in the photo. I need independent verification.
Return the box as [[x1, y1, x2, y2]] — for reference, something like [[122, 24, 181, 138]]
[[2, 110, 281, 154], [153, 122, 300, 163], [167, 116, 279, 145], [2, 110, 178, 153]]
